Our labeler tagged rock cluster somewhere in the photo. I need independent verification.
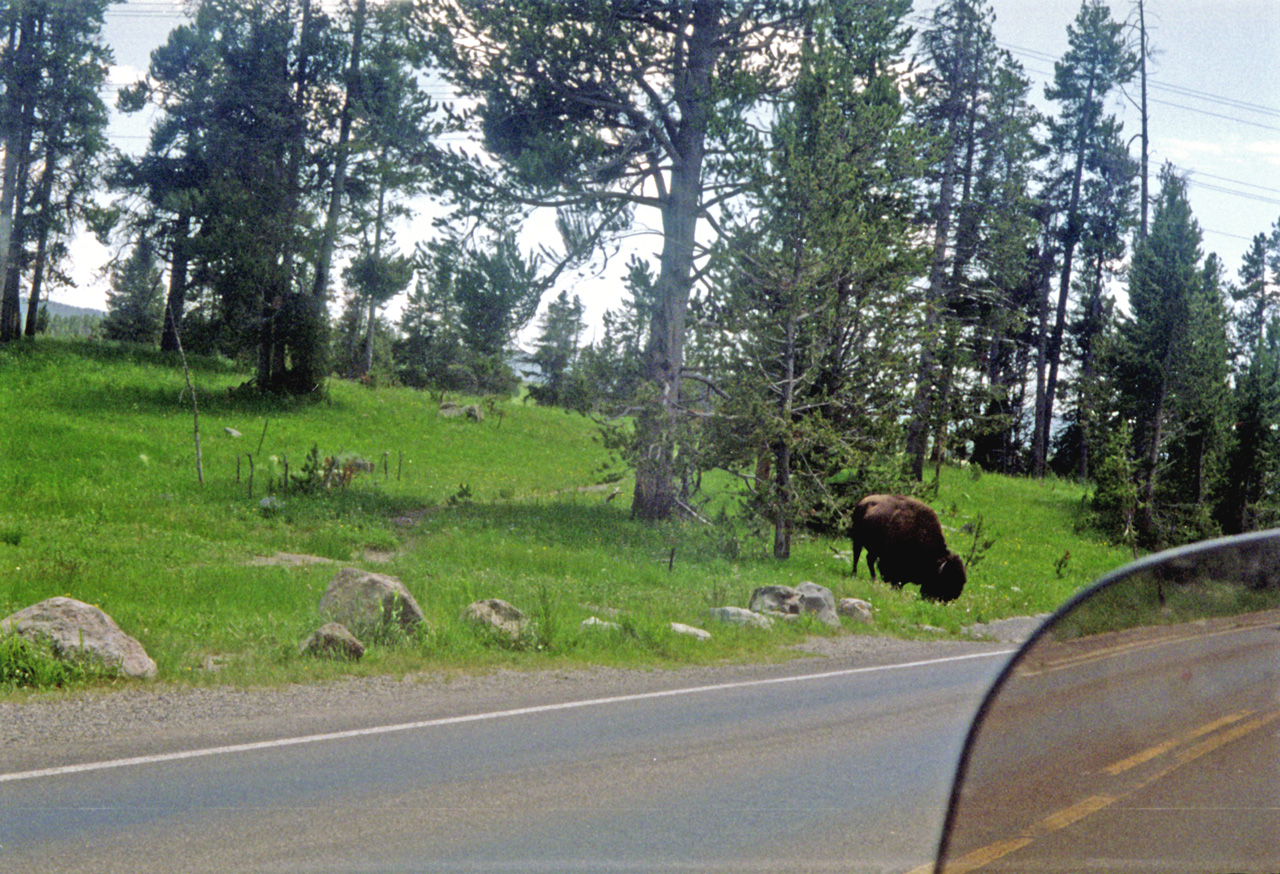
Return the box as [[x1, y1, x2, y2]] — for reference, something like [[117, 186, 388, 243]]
[[704, 581, 864, 632], [317, 567, 428, 641], [2, 568, 893, 683]]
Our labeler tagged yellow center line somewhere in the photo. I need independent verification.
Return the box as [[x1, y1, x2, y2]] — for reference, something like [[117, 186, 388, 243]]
[[1166, 710, 1280, 774], [1017, 623, 1273, 678], [930, 708, 1280, 873], [1105, 710, 1255, 775]]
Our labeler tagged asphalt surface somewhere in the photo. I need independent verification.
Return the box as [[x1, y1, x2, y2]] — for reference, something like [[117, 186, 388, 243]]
[[2, 640, 1014, 874], [937, 612, 1280, 873]]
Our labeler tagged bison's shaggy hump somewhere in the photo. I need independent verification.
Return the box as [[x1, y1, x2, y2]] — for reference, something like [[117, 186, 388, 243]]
[[851, 494, 966, 602]]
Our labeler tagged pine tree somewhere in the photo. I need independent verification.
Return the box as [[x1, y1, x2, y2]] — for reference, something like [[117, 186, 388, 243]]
[[418, 0, 817, 520], [702, 0, 925, 557], [1032, 0, 1139, 476], [527, 290, 586, 409], [1114, 166, 1228, 545], [101, 242, 164, 345]]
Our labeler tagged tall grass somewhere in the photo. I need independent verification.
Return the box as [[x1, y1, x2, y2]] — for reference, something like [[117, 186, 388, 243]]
[[0, 340, 1137, 692]]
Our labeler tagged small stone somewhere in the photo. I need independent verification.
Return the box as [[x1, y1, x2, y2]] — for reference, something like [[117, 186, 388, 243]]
[[461, 599, 529, 641], [581, 616, 622, 632], [670, 622, 710, 641]]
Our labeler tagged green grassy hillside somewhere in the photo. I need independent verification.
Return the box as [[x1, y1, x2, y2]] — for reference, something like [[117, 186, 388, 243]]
[[0, 340, 1136, 692]]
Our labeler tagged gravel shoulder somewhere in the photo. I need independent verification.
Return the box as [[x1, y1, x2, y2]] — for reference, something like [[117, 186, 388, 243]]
[[1, 633, 1021, 776]]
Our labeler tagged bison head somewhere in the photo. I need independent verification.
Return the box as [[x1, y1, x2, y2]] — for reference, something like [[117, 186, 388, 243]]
[[921, 552, 966, 602]]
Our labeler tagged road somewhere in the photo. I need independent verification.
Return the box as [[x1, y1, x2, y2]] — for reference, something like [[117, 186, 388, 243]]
[[1, 644, 1012, 874], [937, 612, 1280, 873]]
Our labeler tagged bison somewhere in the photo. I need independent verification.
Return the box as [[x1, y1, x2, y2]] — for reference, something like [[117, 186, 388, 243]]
[[851, 494, 966, 602]]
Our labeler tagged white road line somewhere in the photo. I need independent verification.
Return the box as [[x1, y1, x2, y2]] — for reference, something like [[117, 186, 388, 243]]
[[2, 649, 1013, 784]]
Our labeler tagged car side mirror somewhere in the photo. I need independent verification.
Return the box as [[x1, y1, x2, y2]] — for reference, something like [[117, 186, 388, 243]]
[[935, 530, 1280, 873]]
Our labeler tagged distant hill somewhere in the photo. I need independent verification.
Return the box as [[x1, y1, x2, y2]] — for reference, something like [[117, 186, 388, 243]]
[[19, 299, 105, 319]]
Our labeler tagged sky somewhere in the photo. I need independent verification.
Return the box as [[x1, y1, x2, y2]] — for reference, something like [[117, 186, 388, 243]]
[[60, 0, 1280, 330]]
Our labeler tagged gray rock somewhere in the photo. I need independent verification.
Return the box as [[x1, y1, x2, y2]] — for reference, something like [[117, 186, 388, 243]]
[[837, 597, 874, 624], [749, 585, 802, 615], [299, 622, 366, 660], [706, 606, 774, 629], [581, 616, 622, 632], [0, 597, 157, 679], [318, 568, 428, 640], [462, 599, 529, 641], [439, 402, 484, 421], [795, 581, 840, 628], [749, 583, 839, 628], [670, 622, 711, 641]]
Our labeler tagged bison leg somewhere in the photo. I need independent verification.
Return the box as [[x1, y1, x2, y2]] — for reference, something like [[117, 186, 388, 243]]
[[851, 540, 863, 578]]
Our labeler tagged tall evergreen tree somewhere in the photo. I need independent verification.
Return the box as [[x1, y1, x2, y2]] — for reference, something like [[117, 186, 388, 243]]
[[906, 0, 1043, 479], [1052, 119, 1137, 479], [701, 0, 924, 557], [1219, 227, 1280, 532], [0, 0, 114, 343], [1114, 166, 1228, 545], [115, 0, 442, 392], [1032, 0, 1138, 476]]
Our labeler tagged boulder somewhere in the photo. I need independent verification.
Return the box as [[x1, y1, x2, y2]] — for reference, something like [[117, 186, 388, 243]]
[[298, 622, 366, 660], [748, 582, 839, 628], [462, 598, 529, 641], [318, 568, 427, 640], [795, 582, 840, 628], [439, 402, 484, 422], [837, 598, 874, 624], [706, 606, 774, 629], [749, 585, 802, 615], [0, 597, 157, 679]]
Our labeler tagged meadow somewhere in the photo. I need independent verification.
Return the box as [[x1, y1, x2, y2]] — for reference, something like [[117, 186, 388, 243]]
[[0, 340, 1137, 693]]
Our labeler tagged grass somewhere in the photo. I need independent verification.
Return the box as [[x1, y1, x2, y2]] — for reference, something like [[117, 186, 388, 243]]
[[0, 339, 1139, 695]]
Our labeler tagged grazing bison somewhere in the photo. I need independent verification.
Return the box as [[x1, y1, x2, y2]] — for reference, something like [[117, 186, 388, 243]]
[[851, 494, 966, 602]]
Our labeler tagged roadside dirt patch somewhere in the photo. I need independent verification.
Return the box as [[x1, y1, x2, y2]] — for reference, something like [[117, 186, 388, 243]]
[[247, 552, 334, 567]]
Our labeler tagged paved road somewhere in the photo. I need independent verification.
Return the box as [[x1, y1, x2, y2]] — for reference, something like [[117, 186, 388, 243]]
[[938, 613, 1280, 872], [1, 647, 1012, 874]]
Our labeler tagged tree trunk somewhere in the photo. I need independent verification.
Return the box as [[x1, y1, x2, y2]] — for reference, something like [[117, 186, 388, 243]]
[[631, 2, 718, 522], [1039, 74, 1097, 474], [1138, 351, 1172, 543], [905, 136, 958, 481], [22, 149, 56, 338], [312, 0, 364, 305], [161, 212, 192, 352], [1137, 0, 1150, 242], [0, 10, 36, 343], [772, 312, 798, 560]]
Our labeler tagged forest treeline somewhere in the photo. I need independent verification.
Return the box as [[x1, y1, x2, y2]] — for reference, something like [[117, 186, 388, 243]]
[[1, 0, 1278, 554]]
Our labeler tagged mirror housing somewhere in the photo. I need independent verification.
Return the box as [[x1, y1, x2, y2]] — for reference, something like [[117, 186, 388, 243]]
[[936, 530, 1280, 873]]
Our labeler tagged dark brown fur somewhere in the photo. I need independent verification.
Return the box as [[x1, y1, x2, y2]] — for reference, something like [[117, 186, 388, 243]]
[[851, 494, 966, 602]]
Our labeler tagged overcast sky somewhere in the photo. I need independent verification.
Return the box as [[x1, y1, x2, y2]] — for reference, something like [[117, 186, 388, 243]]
[[64, 0, 1280, 328]]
